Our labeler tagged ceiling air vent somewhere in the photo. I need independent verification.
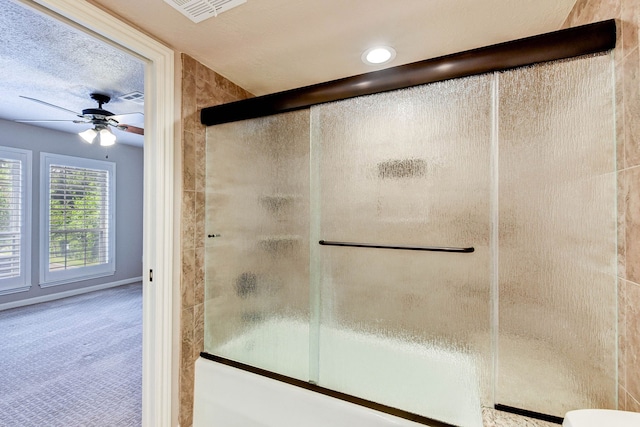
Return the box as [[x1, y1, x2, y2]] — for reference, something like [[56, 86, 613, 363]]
[[119, 91, 145, 105], [164, 0, 247, 23]]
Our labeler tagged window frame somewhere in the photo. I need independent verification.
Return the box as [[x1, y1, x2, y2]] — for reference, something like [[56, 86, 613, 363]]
[[0, 146, 32, 295], [39, 152, 115, 287]]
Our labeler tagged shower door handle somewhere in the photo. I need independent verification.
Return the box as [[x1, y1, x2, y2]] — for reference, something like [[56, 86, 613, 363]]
[[318, 240, 474, 253]]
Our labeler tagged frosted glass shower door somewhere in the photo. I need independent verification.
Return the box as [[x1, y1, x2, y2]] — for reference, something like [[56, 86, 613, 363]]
[[204, 110, 311, 381], [312, 77, 493, 427], [496, 54, 617, 416]]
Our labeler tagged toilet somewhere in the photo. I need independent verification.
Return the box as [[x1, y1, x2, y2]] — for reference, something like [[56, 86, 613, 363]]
[[563, 409, 640, 427]]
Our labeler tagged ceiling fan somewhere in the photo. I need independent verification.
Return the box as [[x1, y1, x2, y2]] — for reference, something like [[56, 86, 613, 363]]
[[16, 93, 144, 146]]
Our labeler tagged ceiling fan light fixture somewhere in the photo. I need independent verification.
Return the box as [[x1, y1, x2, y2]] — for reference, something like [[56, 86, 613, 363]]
[[19, 94, 143, 144], [98, 128, 116, 146], [79, 128, 98, 144]]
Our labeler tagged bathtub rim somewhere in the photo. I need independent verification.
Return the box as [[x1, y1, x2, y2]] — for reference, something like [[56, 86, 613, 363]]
[[200, 352, 459, 427]]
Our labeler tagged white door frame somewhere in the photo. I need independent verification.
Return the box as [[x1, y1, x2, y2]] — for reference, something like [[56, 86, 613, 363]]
[[20, 1, 176, 425]]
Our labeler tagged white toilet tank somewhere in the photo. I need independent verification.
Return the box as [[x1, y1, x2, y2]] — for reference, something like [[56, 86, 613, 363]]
[[563, 409, 640, 427]]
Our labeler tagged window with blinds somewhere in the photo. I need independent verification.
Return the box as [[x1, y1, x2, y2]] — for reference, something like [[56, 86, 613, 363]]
[[0, 147, 31, 294], [40, 153, 115, 286]]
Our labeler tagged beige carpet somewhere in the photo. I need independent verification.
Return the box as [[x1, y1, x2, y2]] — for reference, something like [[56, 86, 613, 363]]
[[0, 283, 142, 426]]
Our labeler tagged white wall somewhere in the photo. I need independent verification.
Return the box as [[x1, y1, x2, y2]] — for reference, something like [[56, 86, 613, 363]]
[[0, 118, 143, 304]]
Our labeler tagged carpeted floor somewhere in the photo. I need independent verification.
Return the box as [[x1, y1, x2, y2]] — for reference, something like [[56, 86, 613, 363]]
[[0, 283, 142, 426]]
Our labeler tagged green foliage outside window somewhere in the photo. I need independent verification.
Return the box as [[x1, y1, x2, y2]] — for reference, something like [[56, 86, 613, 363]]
[[0, 160, 20, 267], [0, 161, 14, 232]]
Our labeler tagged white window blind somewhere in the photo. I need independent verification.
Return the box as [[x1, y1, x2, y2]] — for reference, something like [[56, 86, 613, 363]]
[[0, 147, 31, 294], [0, 158, 23, 279], [49, 165, 109, 270], [41, 153, 115, 286]]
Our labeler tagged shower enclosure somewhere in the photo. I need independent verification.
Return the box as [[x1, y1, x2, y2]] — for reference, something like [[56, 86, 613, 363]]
[[202, 21, 617, 427]]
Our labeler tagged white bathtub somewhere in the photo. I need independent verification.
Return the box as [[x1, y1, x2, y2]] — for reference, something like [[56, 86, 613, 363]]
[[194, 357, 436, 427], [194, 318, 483, 427]]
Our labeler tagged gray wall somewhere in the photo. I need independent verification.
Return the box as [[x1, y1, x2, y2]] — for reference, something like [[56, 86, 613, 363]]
[[0, 119, 143, 304]]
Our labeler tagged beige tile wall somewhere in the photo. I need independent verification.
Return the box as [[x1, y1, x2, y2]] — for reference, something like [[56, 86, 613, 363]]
[[563, 0, 640, 412], [179, 54, 252, 427]]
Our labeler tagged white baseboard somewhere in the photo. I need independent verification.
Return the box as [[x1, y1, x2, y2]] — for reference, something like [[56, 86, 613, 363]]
[[0, 277, 143, 311]]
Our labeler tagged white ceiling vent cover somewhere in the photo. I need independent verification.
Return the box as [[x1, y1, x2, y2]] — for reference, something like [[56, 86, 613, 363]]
[[164, 0, 247, 23], [119, 91, 145, 105]]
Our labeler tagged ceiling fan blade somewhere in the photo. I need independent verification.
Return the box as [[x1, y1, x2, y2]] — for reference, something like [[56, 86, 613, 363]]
[[19, 96, 81, 116], [117, 124, 144, 135], [110, 112, 144, 122], [15, 119, 83, 123]]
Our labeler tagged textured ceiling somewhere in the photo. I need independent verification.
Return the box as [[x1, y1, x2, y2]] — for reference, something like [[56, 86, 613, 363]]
[[92, 0, 578, 96], [0, 0, 579, 147], [0, 0, 144, 146]]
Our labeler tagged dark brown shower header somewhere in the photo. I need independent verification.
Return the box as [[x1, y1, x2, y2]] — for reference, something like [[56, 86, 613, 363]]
[[200, 19, 616, 126]]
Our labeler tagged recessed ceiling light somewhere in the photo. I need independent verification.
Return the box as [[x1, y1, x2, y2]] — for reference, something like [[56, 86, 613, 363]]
[[362, 46, 396, 65]]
